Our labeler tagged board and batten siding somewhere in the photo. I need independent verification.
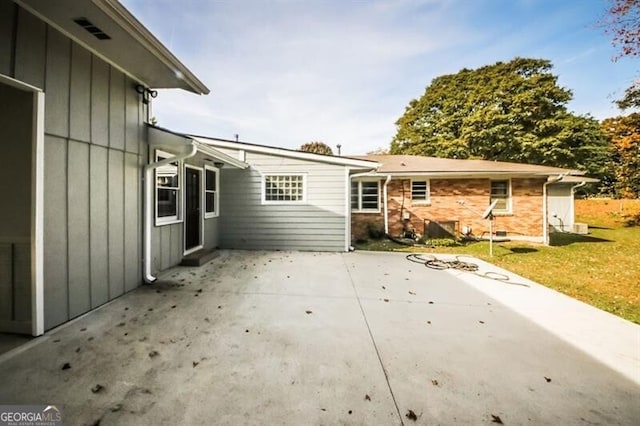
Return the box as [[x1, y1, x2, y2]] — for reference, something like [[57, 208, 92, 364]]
[[218, 150, 349, 251], [0, 2, 147, 330]]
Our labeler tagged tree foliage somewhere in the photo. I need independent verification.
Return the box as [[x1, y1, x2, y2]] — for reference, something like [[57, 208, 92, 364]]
[[299, 141, 334, 155], [602, 0, 640, 59], [600, 0, 640, 108], [601, 113, 640, 197], [390, 58, 610, 180]]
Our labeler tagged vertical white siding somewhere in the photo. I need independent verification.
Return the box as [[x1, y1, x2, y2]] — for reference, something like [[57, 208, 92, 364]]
[[4, 3, 146, 330]]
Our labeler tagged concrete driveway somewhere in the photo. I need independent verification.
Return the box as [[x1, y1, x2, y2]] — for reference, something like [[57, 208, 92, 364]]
[[0, 250, 638, 425]]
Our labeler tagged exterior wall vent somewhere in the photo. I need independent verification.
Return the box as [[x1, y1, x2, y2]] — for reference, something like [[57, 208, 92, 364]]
[[73, 17, 111, 40]]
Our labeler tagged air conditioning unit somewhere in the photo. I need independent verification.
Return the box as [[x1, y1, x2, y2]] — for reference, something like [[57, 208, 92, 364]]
[[573, 223, 588, 235]]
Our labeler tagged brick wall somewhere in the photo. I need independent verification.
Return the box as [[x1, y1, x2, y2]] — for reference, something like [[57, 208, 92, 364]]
[[351, 177, 546, 242]]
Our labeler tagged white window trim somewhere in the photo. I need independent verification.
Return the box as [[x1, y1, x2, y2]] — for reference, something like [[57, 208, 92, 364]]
[[204, 165, 220, 219], [490, 178, 512, 215], [261, 173, 308, 205], [155, 149, 183, 226], [410, 178, 431, 205], [351, 179, 381, 213]]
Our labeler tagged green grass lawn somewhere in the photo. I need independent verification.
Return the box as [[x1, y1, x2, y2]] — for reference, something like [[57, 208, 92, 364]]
[[356, 201, 640, 324]]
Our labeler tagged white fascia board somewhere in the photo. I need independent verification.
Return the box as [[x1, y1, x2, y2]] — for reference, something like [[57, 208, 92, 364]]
[[192, 136, 379, 169], [147, 126, 248, 169], [368, 171, 565, 179]]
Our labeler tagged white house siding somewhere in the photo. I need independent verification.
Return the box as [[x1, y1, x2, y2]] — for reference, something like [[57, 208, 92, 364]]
[[217, 150, 348, 251], [548, 184, 574, 232], [1, 2, 146, 330]]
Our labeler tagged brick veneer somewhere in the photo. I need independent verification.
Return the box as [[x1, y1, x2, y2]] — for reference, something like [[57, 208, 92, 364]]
[[351, 178, 546, 241]]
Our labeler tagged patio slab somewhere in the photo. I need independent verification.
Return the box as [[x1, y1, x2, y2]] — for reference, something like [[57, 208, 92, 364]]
[[0, 250, 638, 425]]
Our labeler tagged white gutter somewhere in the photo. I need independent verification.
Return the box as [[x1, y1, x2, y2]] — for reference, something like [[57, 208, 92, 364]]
[[542, 173, 567, 245], [143, 143, 198, 283], [382, 175, 392, 234]]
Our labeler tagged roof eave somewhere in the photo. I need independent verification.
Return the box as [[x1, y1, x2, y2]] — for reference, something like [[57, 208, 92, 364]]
[[93, 0, 209, 94], [192, 136, 379, 169]]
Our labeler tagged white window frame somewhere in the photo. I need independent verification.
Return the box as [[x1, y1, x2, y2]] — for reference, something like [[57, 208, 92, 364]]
[[410, 179, 431, 205], [155, 149, 182, 225], [204, 165, 220, 218], [490, 179, 512, 214], [262, 173, 307, 205], [351, 179, 381, 213]]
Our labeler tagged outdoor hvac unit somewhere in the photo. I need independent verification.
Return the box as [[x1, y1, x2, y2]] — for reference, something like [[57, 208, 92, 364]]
[[573, 223, 588, 235], [424, 220, 458, 239]]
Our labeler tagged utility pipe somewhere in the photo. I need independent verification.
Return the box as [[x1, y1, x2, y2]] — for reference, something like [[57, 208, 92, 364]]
[[382, 175, 392, 234], [143, 143, 198, 283], [542, 173, 566, 245]]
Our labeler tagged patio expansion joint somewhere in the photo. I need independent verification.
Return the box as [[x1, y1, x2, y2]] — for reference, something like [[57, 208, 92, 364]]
[[341, 254, 405, 426]]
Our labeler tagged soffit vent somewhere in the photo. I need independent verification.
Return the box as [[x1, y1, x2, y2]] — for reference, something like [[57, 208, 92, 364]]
[[73, 17, 111, 40]]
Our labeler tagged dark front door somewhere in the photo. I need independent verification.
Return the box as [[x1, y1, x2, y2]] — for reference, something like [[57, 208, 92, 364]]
[[185, 168, 201, 251]]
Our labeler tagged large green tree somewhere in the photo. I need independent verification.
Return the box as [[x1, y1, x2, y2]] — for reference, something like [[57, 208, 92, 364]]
[[390, 58, 610, 178], [601, 113, 640, 197]]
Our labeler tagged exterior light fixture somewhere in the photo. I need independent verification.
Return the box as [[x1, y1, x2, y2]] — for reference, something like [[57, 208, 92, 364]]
[[135, 84, 158, 104]]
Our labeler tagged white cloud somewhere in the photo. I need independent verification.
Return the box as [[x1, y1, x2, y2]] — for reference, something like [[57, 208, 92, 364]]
[[124, 0, 637, 154]]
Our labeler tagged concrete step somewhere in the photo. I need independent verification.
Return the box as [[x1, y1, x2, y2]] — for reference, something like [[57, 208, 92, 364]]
[[180, 248, 219, 267]]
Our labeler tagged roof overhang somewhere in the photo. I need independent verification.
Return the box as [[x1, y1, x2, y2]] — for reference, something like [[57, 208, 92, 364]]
[[148, 125, 248, 169], [192, 136, 380, 170], [554, 175, 600, 184], [350, 171, 576, 179], [15, 0, 209, 94]]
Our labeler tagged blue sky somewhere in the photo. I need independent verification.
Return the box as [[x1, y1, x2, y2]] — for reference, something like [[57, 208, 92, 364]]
[[122, 0, 638, 155]]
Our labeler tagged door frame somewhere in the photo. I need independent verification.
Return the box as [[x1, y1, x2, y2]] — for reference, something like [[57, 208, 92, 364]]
[[0, 74, 45, 336], [183, 164, 204, 255]]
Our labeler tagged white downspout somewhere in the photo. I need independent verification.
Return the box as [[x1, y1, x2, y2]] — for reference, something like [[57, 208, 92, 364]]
[[382, 175, 391, 234], [542, 173, 566, 245], [143, 143, 198, 283]]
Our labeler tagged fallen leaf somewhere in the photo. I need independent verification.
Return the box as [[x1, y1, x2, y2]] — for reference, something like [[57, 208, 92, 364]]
[[61, 362, 71, 370], [348, 410, 352, 415], [426, 321, 431, 324], [171, 305, 177, 309], [431, 379, 439, 386], [91, 384, 105, 394], [428, 301, 434, 304], [148, 350, 159, 358], [305, 310, 313, 314], [382, 286, 386, 290], [365, 394, 371, 401], [406, 410, 418, 421], [383, 299, 389, 302], [491, 414, 503, 424], [409, 291, 416, 295], [544, 376, 552, 383], [192, 361, 199, 368], [479, 320, 485, 324]]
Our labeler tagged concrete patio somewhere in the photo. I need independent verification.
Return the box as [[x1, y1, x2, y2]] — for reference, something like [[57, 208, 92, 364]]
[[0, 250, 638, 425]]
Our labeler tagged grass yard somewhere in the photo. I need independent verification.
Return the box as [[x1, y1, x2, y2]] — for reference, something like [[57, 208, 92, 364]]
[[356, 199, 640, 324]]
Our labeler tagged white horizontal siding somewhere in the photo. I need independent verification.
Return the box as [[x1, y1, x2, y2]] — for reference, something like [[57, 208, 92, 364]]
[[219, 151, 348, 251]]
